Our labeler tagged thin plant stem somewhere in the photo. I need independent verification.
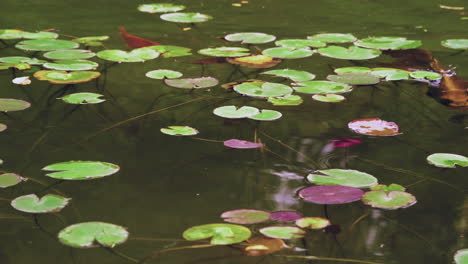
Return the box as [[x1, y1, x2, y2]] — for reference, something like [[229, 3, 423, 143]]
[[349, 211, 370, 232], [130, 237, 187, 242], [104, 247, 140, 263], [139, 244, 218, 263], [191, 137, 224, 143], [275, 254, 383, 264]]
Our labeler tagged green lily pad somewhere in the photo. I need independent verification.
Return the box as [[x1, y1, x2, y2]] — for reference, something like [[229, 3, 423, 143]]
[[441, 39, 468, 50], [362, 190, 417, 210], [160, 126, 199, 136], [233, 81, 292, 98], [145, 45, 192, 57], [0, 98, 31, 112], [455, 249, 468, 264], [307, 169, 378, 188], [327, 73, 380, 85], [165, 77, 218, 88], [426, 153, 468, 168], [138, 3, 186, 13], [262, 47, 315, 59], [73, 36, 109, 46], [34, 70, 101, 84], [221, 209, 271, 224], [225, 32, 276, 44], [275, 39, 325, 49], [43, 60, 99, 71], [97, 48, 159, 62], [248, 109, 282, 121], [0, 173, 26, 188], [307, 33, 357, 43], [183, 223, 251, 245], [15, 39, 79, 51], [0, 29, 58, 40], [312, 94, 346, 103], [295, 217, 330, 229], [198, 47, 250, 57], [146, 69, 183, 79], [355, 37, 422, 50], [268, 95, 303, 106], [58, 222, 129, 248], [259, 226, 305, 239], [160, 12, 213, 23], [0, 123, 6, 132], [0, 56, 46, 65], [370, 184, 405, 193], [410, 71, 442, 80], [371, 68, 410, 81], [44, 49, 96, 60], [334, 67, 371, 74], [11, 194, 71, 213], [42, 161, 120, 180], [318, 45, 381, 60], [0, 62, 31, 70], [59, 93, 105, 104], [213, 106, 259, 119], [292, 80, 353, 94], [261, 69, 316, 82]]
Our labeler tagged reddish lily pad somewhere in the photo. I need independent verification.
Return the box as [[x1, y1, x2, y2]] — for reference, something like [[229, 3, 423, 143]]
[[224, 139, 264, 149], [269, 211, 303, 222], [243, 237, 288, 256], [348, 118, 401, 136], [331, 138, 362, 148], [299, 185, 364, 204], [259, 226, 305, 239], [221, 209, 270, 224]]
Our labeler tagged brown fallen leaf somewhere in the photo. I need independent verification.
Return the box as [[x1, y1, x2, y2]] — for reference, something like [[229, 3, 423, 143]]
[[242, 237, 288, 256]]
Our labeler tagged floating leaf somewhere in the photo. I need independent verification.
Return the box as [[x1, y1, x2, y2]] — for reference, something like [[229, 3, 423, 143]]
[[160, 12, 213, 23], [0, 62, 30, 70], [243, 237, 287, 256], [312, 94, 345, 103], [268, 95, 303, 106], [362, 190, 416, 210], [224, 32, 276, 44], [221, 209, 270, 224], [97, 48, 159, 62], [292, 80, 352, 94], [59, 93, 105, 104], [43, 60, 98, 71], [455, 249, 468, 264], [138, 3, 186, 13], [0, 123, 6, 132], [299, 185, 364, 204], [15, 39, 79, 51], [165, 77, 218, 88], [224, 139, 264, 149], [334, 66, 371, 74], [233, 81, 292, 98], [0, 98, 31, 112], [275, 39, 325, 48], [0, 29, 58, 40], [426, 153, 468, 168], [259, 226, 305, 239], [183, 223, 251, 245], [0, 56, 46, 65], [295, 217, 330, 229], [44, 49, 96, 60], [331, 138, 362, 148], [441, 39, 468, 50], [34, 70, 101, 84], [307, 33, 357, 43], [327, 73, 380, 85], [371, 68, 410, 81], [146, 69, 183, 79], [12, 76, 32, 85], [73, 36, 109, 46], [198, 47, 250, 57], [213, 106, 259, 119], [262, 47, 314, 59], [42, 161, 119, 180], [58, 222, 129, 248], [355, 36, 422, 50], [410, 71, 442, 81], [145, 45, 192, 57], [370, 184, 406, 193], [160, 126, 199, 136], [0, 173, 26, 188], [307, 169, 378, 188], [262, 69, 316, 82], [270, 211, 302, 223], [11, 194, 71, 213], [318, 45, 381, 60], [348, 118, 401, 136], [248, 109, 282, 121], [226, 55, 281, 68]]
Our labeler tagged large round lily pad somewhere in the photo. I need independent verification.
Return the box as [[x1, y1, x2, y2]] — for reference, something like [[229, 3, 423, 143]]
[[138, 3, 186, 13], [268, 95, 303, 106], [426, 153, 468, 168], [59, 93, 105, 104], [165, 77, 218, 89], [0, 56, 46, 65], [248, 110, 282, 121], [58, 222, 129, 248], [44, 49, 96, 60], [307, 33, 357, 43], [441, 39, 468, 50], [143, 45, 192, 58], [362, 190, 416, 210], [43, 60, 99, 71], [262, 47, 314, 59], [225, 32, 276, 44], [160, 12, 213, 23], [11, 194, 71, 213], [34, 70, 101, 84], [233, 81, 292, 98], [259, 226, 305, 239], [0, 173, 26, 188], [221, 209, 270, 224], [292, 80, 352, 94], [42, 161, 120, 180], [295, 217, 330, 229], [97, 48, 159, 62], [224, 139, 264, 149], [262, 69, 316, 82], [348, 118, 401, 136], [0, 98, 31, 112], [270, 211, 302, 222], [275, 39, 325, 49], [146, 69, 183, 79], [213, 106, 259, 119], [318, 45, 381, 60], [15, 39, 79, 51], [160, 126, 199, 136], [299, 185, 364, 204], [355, 36, 422, 50], [307, 169, 378, 188], [198, 47, 250, 57], [183, 223, 251, 245], [455, 249, 468, 264], [327, 73, 380, 85], [312, 94, 345, 103]]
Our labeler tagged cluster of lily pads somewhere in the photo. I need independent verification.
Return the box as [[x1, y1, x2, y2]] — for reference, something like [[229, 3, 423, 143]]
[[138, 3, 213, 24]]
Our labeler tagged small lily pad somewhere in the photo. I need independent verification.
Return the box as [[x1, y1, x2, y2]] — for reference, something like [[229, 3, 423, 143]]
[[198, 47, 250, 57], [226, 55, 281, 68], [455, 249, 468, 264], [312, 94, 345, 103], [370, 184, 405, 193], [362, 190, 416, 210], [335, 66, 371, 74], [299, 185, 364, 204], [44, 49, 96, 60], [0, 123, 6, 132], [262, 47, 314, 59], [58, 222, 129, 248], [11, 194, 71, 213], [243, 237, 287, 256], [262, 69, 316, 82], [0, 173, 26, 188], [295, 217, 330, 229], [327, 73, 380, 85], [307, 169, 378, 188], [34, 70, 101, 84], [270, 211, 302, 223], [73, 36, 109, 46], [146, 69, 183, 79], [0, 56, 46, 65], [224, 139, 264, 149], [43, 60, 99, 71], [268, 95, 303, 106], [410, 71, 442, 81], [225, 32, 276, 44], [426, 153, 468, 168], [145, 45, 192, 57], [292, 80, 352, 94], [213, 106, 259, 119], [248, 109, 282, 121], [42, 161, 119, 180], [15, 39, 79, 51], [160, 126, 199, 136], [183, 223, 251, 245], [138, 3, 186, 13], [233, 81, 292, 98], [355, 36, 422, 50], [441, 39, 468, 50], [348, 118, 401, 136], [275, 39, 325, 49], [97, 48, 159, 62], [259, 226, 305, 239], [12, 76, 31, 85], [59, 93, 105, 104], [160, 12, 213, 23], [221, 209, 270, 224], [318, 46, 381, 60], [308, 33, 357, 43], [165, 77, 218, 88], [371, 68, 410, 81], [0, 98, 31, 112]]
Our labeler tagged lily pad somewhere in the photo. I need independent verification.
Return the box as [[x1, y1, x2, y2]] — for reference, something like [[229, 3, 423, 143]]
[[15, 39, 79, 51], [0, 30, 58, 40], [455, 249, 468, 264], [11, 194, 71, 213], [42, 161, 119, 180], [312, 94, 345, 103], [307, 33, 357, 43], [138, 3, 186, 13], [160, 12, 213, 23], [58, 222, 129, 248], [295, 217, 330, 229], [165, 77, 218, 89], [243, 237, 287, 256], [270, 211, 302, 222], [292, 80, 352, 94], [348, 118, 401, 136], [225, 32, 276, 44], [43, 60, 99, 71], [262, 47, 314, 59], [410, 71, 442, 81], [233, 81, 292, 98], [146, 45, 192, 57], [213, 106, 259, 119], [426, 153, 468, 168], [198, 47, 250, 57], [370, 184, 406, 193], [34, 70, 101, 84], [221, 209, 270, 224], [262, 69, 316, 82], [97, 48, 159, 62], [371, 68, 410, 81], [335, 66, 371, 74], [441, 39, 468, 50], [146, 69, 183, 79], [0, 56, 46, 65], [160, 126, 199, 136], [318, 45, 381, 60], [275, 39, 325, 48], [226, 55, 281, 68], [224, 139, 264, 149], [299, 185, 364, 204], [355, 36, 422, 50], [44, 49, 96, 60], [362, 190, 416, 210], [183, 223, 251, 245], [327, 73, 380, 85], [248, 109, 282, 121], [73, 36, 109, 46], [307, 169, 378, 188], [0, 173, 26, 188], [0, 62, 31, 70], [0, 123, 6, 132], [268, 95, 303, 106], [259, 226, 305, 239], [0, 98, 31, 112], [12, 76, 31, 85], [59, 93, 105, 104]]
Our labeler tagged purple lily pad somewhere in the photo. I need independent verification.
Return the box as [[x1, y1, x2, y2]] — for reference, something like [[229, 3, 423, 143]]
[[348, 118, 401, 136], [224, 139, 264, 149], [269, 211, 303, 222], [221, 209, 270, 224], [331, 138, 362, 148], [298, 185, 364, 204]]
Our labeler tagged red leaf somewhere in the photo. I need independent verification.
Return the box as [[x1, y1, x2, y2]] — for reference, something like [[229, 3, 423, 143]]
[[118, 27, 160, 48]]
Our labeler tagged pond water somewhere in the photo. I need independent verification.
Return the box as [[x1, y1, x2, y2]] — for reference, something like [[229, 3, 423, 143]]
[[0, 0, 467, 263]]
